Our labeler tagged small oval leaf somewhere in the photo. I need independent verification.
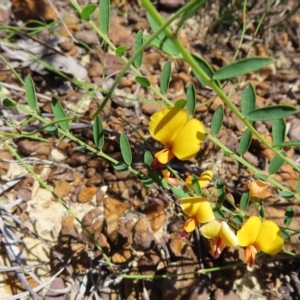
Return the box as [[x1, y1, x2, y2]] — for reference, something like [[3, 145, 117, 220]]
[[191, 174, 201, 196], [272, 119, 286, 151], [211, 104, 224, 135], [232, 215, 244, 224], [144, 151, 153, 167], [25, 75, 38, 111], [213, 207, 226, 220], [136, 76, 150, 87], [241, 83, 256, 116], [174, 99, 186, 109], [99, 0, 110, 34], [216, 180, 225, 205], [114, 162, 129, 172], [160, 60, 171, 94], [284, 206, 294, 226], [172, 187, 190, 198], [51, 97, 69, 131], [133, 30, 143, 68], [280, 229, 290, 241], [273, 140, 300, 147], [246, 105, 297, 121], [238, 129, 252, 155], [93, 115, 104, 149], [213, 57, 274, 80], [141, 175, 154, 188], [186, 83, 196, 116], [191, 53, 221, 88], [268, 152, 286, 174], [240, 190, 250, 211], [81, 4, 97, 21], [116, 46, 129, 57], [279, 191, 294, 199], [120, 133, 132, 165], [3, 98, 16, 108]]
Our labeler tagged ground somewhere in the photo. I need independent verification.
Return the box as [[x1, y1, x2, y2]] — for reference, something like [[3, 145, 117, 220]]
[[0, 0, 300, 299]]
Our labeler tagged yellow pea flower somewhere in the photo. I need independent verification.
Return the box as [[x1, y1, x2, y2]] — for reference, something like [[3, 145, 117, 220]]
[[180, 196, 215, 233], [149, 107, 205, 168], [237, 216, 284, 266], [185, 170, 212, 190], [200, 220, 239, 259]]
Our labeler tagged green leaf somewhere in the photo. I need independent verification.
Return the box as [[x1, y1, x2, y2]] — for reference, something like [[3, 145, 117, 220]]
[[3, 98, 16, 108], [141, 175, 153, 188], [213, 57, 274, 80], [120, 133, 132, 165], [241, 83, 256, 116], [268, 152, 286, 174], [255, 173, 268, 181], [240, 190, 250, 211], [115, 46, 129, 57], [279, 191, 294, 198], [238, 129, 252, 155], [160, 60, 171, 94], [25, 75, 38, 111], [280, 229, 290, 241], [213, 207, 226, 220], [136, 76, 150, 87], [186, 83, 196, 116], [44, 124, 58, 133], [172, 187, 190, 198], [257, 203, 265, 219], [51, 97, 69, 131], [211, 105, 224, 135], [113, 162, 129, 172], [232, 215, 244, 224], [99, 0, 110, 34], [245, 105, 297, 121], [296, 181, 300, 193], [81, 4, 97, 21], [133, 30, 143, 68], [76, 145, 87, 151], [191, 53, 221, 88], [144, 151, 153, 167], [272, 119, 286, 151], [146, 13, 179, 57], [284, 207, 294, 226], [93, 115, 104, 149], [174, 99, 186, 109], [216, 180, 225, 205], [177, 0, 207, 29], [191, 174, 201, 196], [273, 140, 300, 147]]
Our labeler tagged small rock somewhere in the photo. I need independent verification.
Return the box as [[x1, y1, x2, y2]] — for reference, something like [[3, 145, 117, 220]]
[[78, 186, 98, 203], [159, 0, 185, 8], [111, 249, 133, 264], [75, 30, 99, 45], [60, 41, 74, 52], [141, 103, 163, 115], [45, 278, 66, 300], [87, 61, 103, 77], [17, 188, 32, 201], [144, 202, 166, 232], [54, 180, 73, 198]]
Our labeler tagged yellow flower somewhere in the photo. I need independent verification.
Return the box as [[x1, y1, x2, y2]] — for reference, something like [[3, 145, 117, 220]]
[[185, 170, 212, 190], [149, 107, 205, 167], [237, 216, 284, 266], [200, 220, 238, 259], [180, 196, 215, 233]]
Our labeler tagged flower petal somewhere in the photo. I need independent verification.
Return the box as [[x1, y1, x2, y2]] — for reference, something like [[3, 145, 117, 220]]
[[200, 220, 221, 239], [154, 148, 175, 164], [185, 170, 212, 190], [172, 118, 205, 160], [149, 107, 188, 146], [219, 221, 239, 247], [180, 197, 215, 223], [183, 217, 198, 233], [237, 216, 261, 247], [245, 244, 257, 266], [255, 220, 284, 255]]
